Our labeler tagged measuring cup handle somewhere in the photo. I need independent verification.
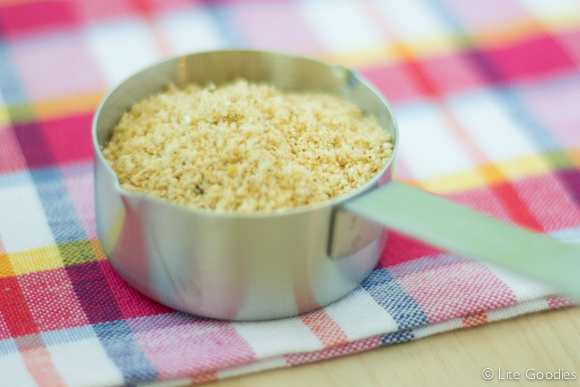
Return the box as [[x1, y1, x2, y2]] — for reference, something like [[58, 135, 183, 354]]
[[343, 181, 580, 297]]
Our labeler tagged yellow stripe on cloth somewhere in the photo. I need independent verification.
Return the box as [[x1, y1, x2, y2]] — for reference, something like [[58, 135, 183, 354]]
[[0, 252, 14, 278], [413, 154, 557, 194], [9, 245, 62, 276], [36, 92, 106, 121]]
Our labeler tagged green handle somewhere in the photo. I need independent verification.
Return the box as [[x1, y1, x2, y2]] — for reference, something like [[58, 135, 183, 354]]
[[344, 181, 580, 297]]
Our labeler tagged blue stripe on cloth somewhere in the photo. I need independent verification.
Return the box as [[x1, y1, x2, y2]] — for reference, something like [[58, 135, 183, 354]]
[[29, 167, 86, 244], [0, 339, 18, 356], [494, 86, 564, 153], [66, 261, 123, 323], [41, 325, 97, 346], [204, 4, 244, 47], [380, 329, 414, 345], [92, 320, 157, 383], [0, 43, 28, 106], [66, 261, 153, 384], [361, 268, 429, 329]]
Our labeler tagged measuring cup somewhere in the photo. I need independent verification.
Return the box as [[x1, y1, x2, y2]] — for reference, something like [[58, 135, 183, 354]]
[[93, 50, 579, 321]]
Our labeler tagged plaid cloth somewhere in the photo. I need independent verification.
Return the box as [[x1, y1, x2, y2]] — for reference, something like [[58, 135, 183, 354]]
[[0, 0, 579, 385]]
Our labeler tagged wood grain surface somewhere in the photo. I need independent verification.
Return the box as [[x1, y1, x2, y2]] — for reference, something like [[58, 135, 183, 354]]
[[210, 307, 580, 386]]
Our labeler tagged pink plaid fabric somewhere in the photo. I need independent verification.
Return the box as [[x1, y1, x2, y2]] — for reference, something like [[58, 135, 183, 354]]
[[0, 0, 578, 385]]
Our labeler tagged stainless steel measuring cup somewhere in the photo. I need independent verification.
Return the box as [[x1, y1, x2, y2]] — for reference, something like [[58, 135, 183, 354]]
[[93, 50, 580, 321]]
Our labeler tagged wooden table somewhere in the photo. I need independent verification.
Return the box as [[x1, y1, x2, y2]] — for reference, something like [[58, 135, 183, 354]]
[[211, 307, 580, 386]]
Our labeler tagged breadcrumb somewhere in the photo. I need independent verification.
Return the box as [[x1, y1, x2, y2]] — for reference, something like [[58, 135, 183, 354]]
[[102, 80, 393, 212]]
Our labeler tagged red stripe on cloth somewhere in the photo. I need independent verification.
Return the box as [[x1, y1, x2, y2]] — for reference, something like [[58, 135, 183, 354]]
[[417, 53, 491, 96], [483, 34, 576, 83], [0, 276, 39, 337], [443, 186, 513, 224], [128, 0, 194, 15], [398, 261, 516, 323], [546, 295, 576, 309], [405, 60, 439, 98], [380, 231, 444, 268], [21, 347, 66, 387], [100, 260, 172, 319], [39, 114, 94, 165], [0, 238, 13, 340], [491, 182, 544, 231], [74, 0, 137, 22], [300, 309, 348, 348], [126, 0, 154, 15], [462, 312, 488, 327], [19, 268, 90, 331], [359, 63, 427, 104], [135, 320, 255, 378], [285, 336, 382, 366], [0, 1, 79, 36], [190, 370, 218, 384]]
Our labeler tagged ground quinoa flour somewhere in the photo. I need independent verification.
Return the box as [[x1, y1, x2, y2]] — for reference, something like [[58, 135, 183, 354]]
[[102, 80, 393, 212]]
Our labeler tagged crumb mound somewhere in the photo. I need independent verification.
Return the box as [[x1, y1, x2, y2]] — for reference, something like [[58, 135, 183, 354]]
[[102, 80, 393, 212]]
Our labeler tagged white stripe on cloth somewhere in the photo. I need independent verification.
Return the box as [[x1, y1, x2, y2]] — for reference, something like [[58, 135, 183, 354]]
[[233, 317, 322, 359], [396, 101, 475, 180], [0, 351, 38, 387], [373, 0, 454, 44], [480, 262, 556, 303], [446, 90, 539, 163], [297, 0, 384, 55], [323, 287, 398, 341], [85, 19, 162, 86], [156, 9, 226, 56], [0, 172, 56, 254], [47, 337, 125, 387]]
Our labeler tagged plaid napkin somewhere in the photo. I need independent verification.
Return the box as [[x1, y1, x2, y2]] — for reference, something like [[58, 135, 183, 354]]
[[1, 0, 579, 386]]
